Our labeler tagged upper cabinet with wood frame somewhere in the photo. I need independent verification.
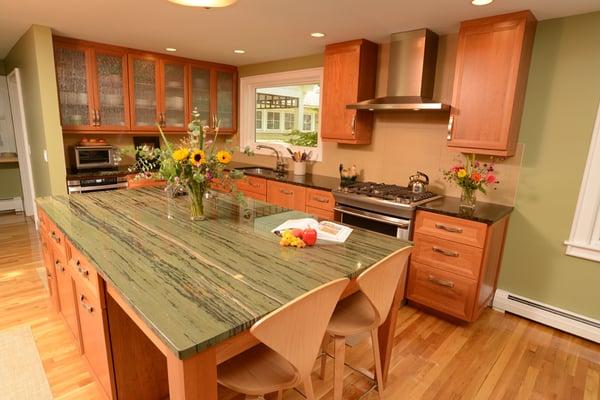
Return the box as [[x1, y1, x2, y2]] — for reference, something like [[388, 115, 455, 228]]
[[54, 38, 130, 132], [447, 11, 537, 157], [321, 39, 378, 145], [53, 37, 238, 135]]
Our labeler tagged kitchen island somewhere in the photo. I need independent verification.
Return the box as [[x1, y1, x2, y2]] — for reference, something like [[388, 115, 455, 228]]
[[37, 188, 411, 400]]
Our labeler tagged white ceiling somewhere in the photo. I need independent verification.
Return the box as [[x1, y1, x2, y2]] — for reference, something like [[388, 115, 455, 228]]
[[1, 0, 599, 66]]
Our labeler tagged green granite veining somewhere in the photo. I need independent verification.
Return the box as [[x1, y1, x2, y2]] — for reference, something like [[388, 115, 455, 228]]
[[37, 188, 410, 359]]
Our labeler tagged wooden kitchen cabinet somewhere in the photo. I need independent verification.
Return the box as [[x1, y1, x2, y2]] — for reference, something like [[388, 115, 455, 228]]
[[128, 53, 161, 130], [407, 210, 509, 322], [40, 229, 60, 312], [213, 68, 237, 133], [54, 38, 130, 131], [321, 39, 378, 144], [160, 59, 188, 131], [305, 188, 335, 220], [267, 181, 306, 211], [447, 11, 536, 157]]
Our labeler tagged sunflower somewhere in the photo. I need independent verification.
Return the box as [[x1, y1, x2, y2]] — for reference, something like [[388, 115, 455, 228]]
[[216, 150, 232, 164], [172, 148, 190, 162], [189, 149, 207, 166]]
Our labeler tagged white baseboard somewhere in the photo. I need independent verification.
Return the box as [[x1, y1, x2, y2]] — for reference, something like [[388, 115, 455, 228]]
[[0, 197, 23, 212], [493, 289, 600, 343]]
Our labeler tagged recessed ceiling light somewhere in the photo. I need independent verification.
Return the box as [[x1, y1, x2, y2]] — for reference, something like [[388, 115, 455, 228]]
[[310, 32, 326, 38], [165, 47, 177, 52], [233, 49, 245, 54], [471, 0, 493, 5], [167, 0, 237, 8]]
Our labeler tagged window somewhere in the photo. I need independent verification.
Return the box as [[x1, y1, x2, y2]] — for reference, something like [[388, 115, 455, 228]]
[[284, 113, 295, 131], [266, 111, 280, 130], [240, 68, 323, 161], [255, 110, 263, 130], [565, 102, 600, 262]]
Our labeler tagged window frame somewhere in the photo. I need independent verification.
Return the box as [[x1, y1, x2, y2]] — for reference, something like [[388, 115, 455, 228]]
[[239, 68, 324, 161], [565, 102, 600, 262]]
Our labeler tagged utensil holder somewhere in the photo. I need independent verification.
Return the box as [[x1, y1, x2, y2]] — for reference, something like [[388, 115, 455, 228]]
[[293, 161, 306, 176]]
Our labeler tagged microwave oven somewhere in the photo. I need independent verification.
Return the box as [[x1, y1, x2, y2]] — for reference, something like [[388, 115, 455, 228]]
[[71, 145, 117, 171]]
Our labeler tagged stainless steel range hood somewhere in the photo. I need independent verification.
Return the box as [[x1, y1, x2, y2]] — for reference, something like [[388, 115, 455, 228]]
[[347, 29, 450, 111]]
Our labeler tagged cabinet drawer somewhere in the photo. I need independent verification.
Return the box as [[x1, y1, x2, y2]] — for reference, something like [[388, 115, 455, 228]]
[[413, 233, 483, 280], [415, 211, 487, 248], [306, 206, 334, 221], [236, 176, 267, 195], [407, 261, 477, 321], [305, 189, 334, 212], [267, 181, 306, 211], [47, 222, 66, 255], [67, 241, 102, 303], [75, 280, 113, 397], [55, 250, 82, 350], [240, 190, 267, 202]]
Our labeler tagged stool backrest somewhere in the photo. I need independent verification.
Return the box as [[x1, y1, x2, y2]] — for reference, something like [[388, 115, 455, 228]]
[[251, 278, 349, 378], [357, 246, 412, 325]]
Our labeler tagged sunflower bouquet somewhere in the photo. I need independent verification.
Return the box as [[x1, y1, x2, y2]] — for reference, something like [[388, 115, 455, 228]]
[[153, 109, 246, 220]]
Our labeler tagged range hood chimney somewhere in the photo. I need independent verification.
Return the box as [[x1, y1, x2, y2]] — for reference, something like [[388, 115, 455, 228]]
[[347, 29, 450, 111]]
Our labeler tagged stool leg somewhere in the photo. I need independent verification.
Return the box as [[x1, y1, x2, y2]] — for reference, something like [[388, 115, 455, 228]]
[[319, 334, 329, 380], [333, 336, 346, 400], [371, 328, 384, 400], [277, 390, 283, 400], [303, 374, 316, 400]]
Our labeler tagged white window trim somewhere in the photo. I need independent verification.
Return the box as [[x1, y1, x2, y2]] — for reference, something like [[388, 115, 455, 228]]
[[565, 101, 600, 262], [239, 68, 324, 161]]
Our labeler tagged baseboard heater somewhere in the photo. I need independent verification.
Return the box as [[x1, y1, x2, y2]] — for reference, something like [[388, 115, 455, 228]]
[[493, 289, 600, 343], [0, 197, 23, 213]]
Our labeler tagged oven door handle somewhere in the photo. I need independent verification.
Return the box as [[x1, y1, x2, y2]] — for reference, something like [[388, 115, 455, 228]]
[[333, 206, 410, 229], [69, 182, 128, 193]]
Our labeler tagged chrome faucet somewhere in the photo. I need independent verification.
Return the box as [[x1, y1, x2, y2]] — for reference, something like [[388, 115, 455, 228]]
[[256, 145, 286, 174]]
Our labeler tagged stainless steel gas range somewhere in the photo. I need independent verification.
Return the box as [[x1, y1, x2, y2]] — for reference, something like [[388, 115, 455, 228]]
[[332, 182, 441, 240]]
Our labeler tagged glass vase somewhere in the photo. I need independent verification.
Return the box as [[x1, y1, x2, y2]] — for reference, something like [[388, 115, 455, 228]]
[[188, 183, 206, 221], [459, 189, 477, 216]]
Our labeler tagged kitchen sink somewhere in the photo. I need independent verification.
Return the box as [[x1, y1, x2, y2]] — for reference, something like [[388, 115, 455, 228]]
[[238, 167, 277, 176]]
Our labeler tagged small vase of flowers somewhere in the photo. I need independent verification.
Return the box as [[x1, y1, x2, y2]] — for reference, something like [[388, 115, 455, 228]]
[[443, 154, 499, 215]]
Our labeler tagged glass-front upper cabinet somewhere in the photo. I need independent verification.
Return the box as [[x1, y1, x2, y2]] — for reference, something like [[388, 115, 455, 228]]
[[160, 61, 187, 131], [129, 55, 160, 130], [54, 43, 94, 130], [93, 49, 129, 130], [215, 69, 236, 132], [190, 65, 211, 126]]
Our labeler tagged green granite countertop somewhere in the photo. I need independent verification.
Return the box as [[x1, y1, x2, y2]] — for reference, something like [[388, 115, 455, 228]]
[[37, 188, 410, 359]]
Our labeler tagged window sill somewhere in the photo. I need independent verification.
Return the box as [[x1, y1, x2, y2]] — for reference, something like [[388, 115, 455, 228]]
[[564, 241, 600, 262]]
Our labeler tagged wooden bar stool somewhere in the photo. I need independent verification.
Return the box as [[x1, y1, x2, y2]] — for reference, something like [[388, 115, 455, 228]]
[[320, 247, 411, 400], [218, 277, 349, 400]]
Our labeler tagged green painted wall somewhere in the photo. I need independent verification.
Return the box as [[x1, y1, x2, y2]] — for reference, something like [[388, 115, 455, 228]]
[[4, 25, 66, 197], [239, 54, 323, 78], [498, 11, 600, 320]]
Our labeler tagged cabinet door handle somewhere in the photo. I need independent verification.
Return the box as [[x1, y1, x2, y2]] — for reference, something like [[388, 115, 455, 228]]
[[96, 109, 101, 126], [432, 246, 459, 257], [447, 115, 454, 140], [249, 182, 260, 188], [55, 259, 65, 272], [79, 294, 94, 313], [428, 274, 455, 288], [51, 231, 61, 244], [90, 110, 96, 126], [351, 114, 356, 137], [75, 260, 89, 277], [279, 189, 293, 195], [313, 197, 329, 203], [434, 223, 463, 233]]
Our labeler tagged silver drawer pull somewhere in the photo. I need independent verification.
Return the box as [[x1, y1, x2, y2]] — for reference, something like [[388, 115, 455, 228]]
[[79, 295, 94, 313], [432, 246, 459, 257], [428, 275, 455, 288], [313, 197, 329, 203], [75, 260, 89, 277], [435, 223, 463, 233], [280, 189, 293, 195], [55, 259, 65, 272], [51, 231, 61, 243]]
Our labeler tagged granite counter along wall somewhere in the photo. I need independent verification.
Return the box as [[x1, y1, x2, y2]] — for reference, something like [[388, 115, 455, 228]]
[[228, 34, 525, 206]]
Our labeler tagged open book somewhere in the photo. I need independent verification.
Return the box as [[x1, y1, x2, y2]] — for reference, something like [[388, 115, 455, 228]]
[[271, 218, 353, 243]]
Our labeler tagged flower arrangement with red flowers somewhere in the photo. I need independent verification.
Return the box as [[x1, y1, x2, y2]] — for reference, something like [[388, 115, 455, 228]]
[[443, 154, 499, 208]]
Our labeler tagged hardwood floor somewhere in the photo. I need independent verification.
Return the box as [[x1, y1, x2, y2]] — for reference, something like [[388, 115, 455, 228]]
[[1, 213, 599, 399]]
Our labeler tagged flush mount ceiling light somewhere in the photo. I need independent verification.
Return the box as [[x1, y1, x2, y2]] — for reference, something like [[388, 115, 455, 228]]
[[233, 49, 245, 54], [165, 47, 177, 52], [471, 0, 493, 5], [167, 0, 238, 8], [310, 32, 326, 38]]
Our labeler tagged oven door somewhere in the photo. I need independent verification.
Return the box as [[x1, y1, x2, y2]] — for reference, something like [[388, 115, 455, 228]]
[[334, 205, 411, 240]]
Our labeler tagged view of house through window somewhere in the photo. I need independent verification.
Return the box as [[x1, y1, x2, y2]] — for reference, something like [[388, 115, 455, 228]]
[[255, 84, 320, 148]]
